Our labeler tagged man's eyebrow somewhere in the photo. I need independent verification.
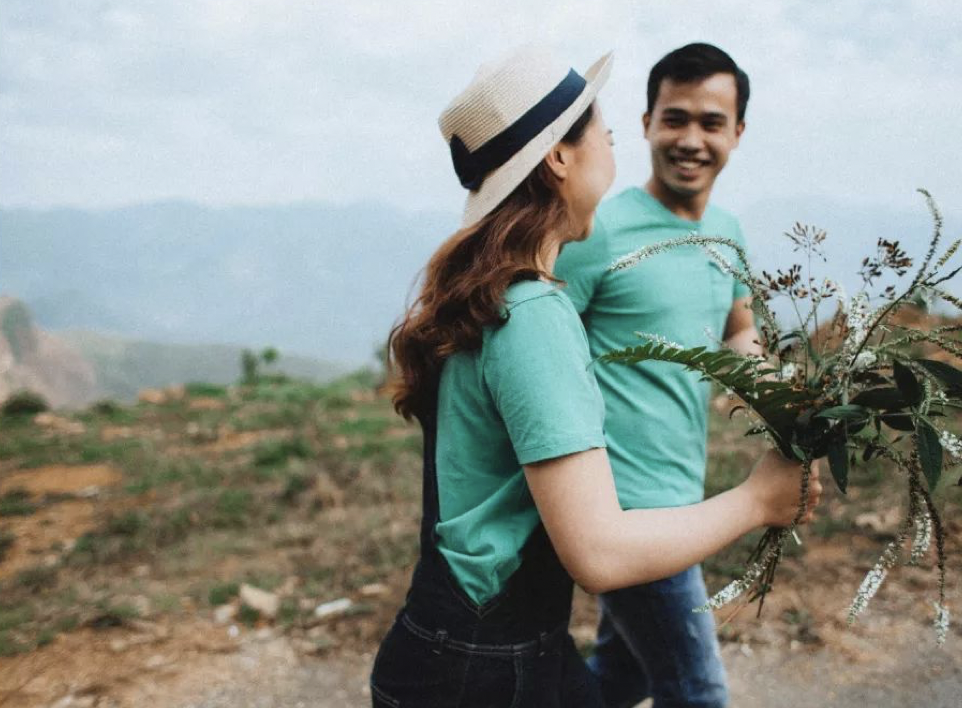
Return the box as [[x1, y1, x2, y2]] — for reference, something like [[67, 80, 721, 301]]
[[701, 111, 729, 122]]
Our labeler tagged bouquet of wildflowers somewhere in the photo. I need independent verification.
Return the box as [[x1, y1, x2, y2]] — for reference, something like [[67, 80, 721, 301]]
[[601, 190, 961, 643]]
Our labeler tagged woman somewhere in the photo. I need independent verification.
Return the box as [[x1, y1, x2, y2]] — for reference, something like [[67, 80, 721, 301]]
[[371, 47, 820, 707]]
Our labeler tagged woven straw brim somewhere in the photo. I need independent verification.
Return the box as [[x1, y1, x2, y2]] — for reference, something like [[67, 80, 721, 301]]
[[460, 52, 613, 229]]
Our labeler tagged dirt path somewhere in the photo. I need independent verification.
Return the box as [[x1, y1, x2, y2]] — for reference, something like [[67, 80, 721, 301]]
[[3, 604, 958, 708]]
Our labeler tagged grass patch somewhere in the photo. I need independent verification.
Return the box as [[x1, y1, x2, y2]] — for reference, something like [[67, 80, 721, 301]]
[[208, 582, 240, 606], [0, 530, 15, 562], [185, 382, 230, 398], [0, 489, 37, 517], [16, 565, 58, 592], [0, 603, 34, 631], [213, 489, 254, 528], [253, 437, 311, 468]]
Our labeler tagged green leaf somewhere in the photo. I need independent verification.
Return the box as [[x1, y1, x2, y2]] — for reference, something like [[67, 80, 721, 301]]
[[893, 361, 923, 406], [917, 420, 943, 491], [826, 435, 849, 494], [601, 341, 813, 446], [815, 405, 870, 422], [851, 387, 907, 411], [915, 358, 962, 391], [880, 412, 915, 431]]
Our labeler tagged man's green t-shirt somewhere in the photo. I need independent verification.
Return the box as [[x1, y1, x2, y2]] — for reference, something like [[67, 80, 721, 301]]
[[554, 187, 750, 510], [435, 279, 607, 605]]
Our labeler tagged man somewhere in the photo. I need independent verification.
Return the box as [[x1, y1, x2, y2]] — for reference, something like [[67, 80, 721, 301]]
[[554, 43, 759, 708]]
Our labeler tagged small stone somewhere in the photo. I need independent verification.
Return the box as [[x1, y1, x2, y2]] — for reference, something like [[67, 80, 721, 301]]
[[239, 584, 280, 619], [359, 582, 389, 597], [214, 603, 237, 624], [313, 597, 352, 620], [227, 624, 240, 639], [109, 638, 128, 653]]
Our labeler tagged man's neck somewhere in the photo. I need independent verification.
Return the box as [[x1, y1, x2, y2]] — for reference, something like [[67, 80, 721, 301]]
[[644, 178, 710, 222]]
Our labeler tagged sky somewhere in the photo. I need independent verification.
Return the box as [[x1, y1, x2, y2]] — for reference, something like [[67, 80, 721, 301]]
[[2, 0, 962, 217]]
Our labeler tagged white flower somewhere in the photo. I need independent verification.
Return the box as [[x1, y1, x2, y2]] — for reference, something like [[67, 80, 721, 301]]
[[853, 351, 878, 370], [848, 566, 888, 622], [910, 508, 932, 565], [635, 332, 683, 350], [939, 430, 962, 463], [848, 539, 901, 623], [934, 602, 950, 646]]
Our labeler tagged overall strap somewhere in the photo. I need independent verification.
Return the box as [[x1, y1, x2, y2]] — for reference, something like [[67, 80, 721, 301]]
[[416, 410, 440, 555]]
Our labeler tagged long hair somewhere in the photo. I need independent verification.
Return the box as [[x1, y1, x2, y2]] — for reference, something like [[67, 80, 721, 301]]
[[388, 104, 595, 421]]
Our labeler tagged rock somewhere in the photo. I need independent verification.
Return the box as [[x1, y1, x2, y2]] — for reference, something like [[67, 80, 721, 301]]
[[359, 582, 389, 597], [239, 583, 280, 619], [138, 388, 167, 405], [313, 597, 352, 620], [855, 509, 900, 534], [214, 603, 238, 624], [34, 412, 85, 435], [165, 384, 186, 401]]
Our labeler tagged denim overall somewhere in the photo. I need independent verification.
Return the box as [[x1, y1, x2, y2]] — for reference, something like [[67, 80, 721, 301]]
[[370, 413, 604, 707]]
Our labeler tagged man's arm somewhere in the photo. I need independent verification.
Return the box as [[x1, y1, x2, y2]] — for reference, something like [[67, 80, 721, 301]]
[[723, 296, 762, 357]]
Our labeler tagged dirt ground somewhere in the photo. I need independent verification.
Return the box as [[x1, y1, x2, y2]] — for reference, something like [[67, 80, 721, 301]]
[[3, 539, 959, 708]]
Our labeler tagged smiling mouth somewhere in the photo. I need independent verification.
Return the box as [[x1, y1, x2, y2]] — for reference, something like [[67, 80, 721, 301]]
[[669, 155, 711, 171]]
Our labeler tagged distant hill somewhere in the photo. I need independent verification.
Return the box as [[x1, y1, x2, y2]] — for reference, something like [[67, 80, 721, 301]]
[[0, 201, 456, 365], [62, 329, 348, 402], [0, 297, 347, 407], [1, 197, 956, 369]]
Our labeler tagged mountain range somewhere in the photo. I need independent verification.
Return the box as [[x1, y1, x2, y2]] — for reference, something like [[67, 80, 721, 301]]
[[1, 195, 958, 376]]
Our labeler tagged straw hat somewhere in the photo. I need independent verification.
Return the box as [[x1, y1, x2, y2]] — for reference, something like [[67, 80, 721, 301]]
[[439, 47, 613, 228]]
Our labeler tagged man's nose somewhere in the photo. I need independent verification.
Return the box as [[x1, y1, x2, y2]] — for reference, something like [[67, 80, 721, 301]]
[[676, 124, 705, 151]]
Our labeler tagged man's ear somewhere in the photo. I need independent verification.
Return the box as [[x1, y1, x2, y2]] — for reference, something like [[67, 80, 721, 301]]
[[733, 120, 746, 148], [642, 112, 651, 138], [544, 143, 569, 181]]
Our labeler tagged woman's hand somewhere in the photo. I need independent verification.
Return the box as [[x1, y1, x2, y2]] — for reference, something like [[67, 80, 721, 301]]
[[742, 450, 822, 528]]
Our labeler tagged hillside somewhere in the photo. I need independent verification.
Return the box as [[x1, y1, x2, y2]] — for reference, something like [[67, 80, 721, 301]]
[[0, 296, 97, 408], [63, 330, 348, 402], [0, 297, 347, 407]]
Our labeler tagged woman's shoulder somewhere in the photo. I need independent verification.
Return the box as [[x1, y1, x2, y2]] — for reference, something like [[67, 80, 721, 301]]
[[503, 279, 575, 315], [485, 280, 585, 352]]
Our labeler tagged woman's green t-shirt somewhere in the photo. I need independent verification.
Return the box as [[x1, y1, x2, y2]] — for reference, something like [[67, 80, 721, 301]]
[[434, 279, 607, 605]]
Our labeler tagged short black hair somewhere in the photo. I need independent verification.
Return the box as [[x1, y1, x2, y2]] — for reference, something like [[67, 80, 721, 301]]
[[647, 43, 750, 122]]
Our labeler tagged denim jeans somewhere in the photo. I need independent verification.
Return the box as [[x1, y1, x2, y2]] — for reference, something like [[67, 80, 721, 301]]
[[372, 613, 603, 707], [587, 566, 728, 708]]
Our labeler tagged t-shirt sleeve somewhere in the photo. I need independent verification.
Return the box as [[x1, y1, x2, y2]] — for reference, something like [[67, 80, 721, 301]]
[[483, 293, 606, 465], [730, 219, 752, 300], [553, 214, 611, 314]]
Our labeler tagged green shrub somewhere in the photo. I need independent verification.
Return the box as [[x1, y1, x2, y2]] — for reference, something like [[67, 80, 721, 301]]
[[208, 582, 240, 606], [1, 390, 48, 418]]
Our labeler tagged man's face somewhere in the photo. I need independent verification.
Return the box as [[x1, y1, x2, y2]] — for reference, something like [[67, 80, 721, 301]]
[[643, 73, 745, 202]]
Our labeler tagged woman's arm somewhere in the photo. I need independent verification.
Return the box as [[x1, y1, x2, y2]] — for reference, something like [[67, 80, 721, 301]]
[[524, 448, 820, 594]]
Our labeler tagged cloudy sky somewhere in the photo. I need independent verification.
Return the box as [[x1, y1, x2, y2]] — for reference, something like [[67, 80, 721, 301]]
[[2, 0, 961, 217]]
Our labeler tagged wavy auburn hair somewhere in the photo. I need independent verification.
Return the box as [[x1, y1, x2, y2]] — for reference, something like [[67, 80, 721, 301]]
[[388, 104, 595, 422]]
